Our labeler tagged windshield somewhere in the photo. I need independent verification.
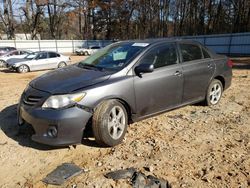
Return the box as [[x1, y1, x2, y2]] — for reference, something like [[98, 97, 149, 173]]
[[78, 42, 149, 70], [24, 52, 38, 60]]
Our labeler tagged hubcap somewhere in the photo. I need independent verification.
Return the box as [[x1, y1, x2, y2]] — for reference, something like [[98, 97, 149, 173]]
[[59, 63, 65, 68], [108, 106, 126, 140], [20, 65, 28, 73], [209, 83, 222, 105]]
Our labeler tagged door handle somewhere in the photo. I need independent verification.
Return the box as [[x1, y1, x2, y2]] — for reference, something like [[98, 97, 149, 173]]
[[174, 71, 182, 76], [208, 63, 213, 69]]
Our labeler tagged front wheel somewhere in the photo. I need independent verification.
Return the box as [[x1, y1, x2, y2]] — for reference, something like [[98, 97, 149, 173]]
[[17, 65, 29, 73], [92, 100, 128, 147], [205, 79, 223, 106], [0, 60, 6, 67]]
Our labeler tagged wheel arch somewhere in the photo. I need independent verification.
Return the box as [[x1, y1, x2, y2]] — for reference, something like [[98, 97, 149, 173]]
[[214, 75, 225, 89], [93, 97, 133, 123]]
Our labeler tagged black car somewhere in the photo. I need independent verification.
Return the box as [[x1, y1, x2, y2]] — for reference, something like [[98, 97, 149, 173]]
[[18, 39, 232, 147]]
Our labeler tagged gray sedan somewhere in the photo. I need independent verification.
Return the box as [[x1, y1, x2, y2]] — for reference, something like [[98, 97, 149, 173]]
[[18, 39, 232, 146], [6, 51, 70, 73]]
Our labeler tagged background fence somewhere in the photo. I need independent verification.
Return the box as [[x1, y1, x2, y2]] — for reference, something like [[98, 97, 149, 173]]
[[0, 40, 113, 53], [180, 32, 250, 57], [0, 32, 249, 56]]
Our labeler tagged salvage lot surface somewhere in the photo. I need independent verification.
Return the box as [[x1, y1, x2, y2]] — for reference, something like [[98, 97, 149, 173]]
[[0, 56, 249, 187]]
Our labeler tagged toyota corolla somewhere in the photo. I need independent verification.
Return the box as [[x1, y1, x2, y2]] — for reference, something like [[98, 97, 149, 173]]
[[18, 39, 232, 147]]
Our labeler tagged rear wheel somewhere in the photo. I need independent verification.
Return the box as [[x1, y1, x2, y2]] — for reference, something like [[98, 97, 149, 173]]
[[58, 62, 66, 68], [84, 51, 89, 56], [205, 79, 223, 106], [17, 65, 29, 73], [92, 100, 128, 147]]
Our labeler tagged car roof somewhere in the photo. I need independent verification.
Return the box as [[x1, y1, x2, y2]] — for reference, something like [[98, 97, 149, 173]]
[[36, 50, 58, 54], [121, 38, 199, 45], [34, 51, 60, 53]]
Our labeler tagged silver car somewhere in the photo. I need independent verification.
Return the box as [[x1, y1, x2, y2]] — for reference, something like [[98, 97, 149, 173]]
[[0, 50, 31, 67], [6, 51, 70, 73], [75, 46, 101, 56]]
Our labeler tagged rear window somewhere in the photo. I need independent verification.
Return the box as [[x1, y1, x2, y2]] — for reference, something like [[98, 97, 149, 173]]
[[48, 52, 58, 58], [180, 43, 203, 62]]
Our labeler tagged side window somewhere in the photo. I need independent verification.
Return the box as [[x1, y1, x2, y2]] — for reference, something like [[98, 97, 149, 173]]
[[37, 52, 48, 59], [179, 43, 203, 62], [202, 47, 211, 59], [140, 43, 178, 69], [48, 52, 57, 58]]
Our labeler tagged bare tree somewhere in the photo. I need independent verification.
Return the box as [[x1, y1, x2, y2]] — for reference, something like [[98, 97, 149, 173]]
[[0, 0, 15, 39]]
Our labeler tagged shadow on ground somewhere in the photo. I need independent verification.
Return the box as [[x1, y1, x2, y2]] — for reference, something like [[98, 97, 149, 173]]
[[0, 68, 16, 73], [0, 104, 67, 150], [0, 104, 103, 150]]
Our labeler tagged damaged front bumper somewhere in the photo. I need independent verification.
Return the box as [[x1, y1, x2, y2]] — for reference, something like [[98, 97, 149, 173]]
[[18, 102, 92, 146]]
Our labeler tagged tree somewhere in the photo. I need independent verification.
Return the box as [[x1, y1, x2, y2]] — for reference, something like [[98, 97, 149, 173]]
[[0, 0, 15, 39]]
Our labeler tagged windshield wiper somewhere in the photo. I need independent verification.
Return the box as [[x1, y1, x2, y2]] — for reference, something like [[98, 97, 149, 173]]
[[78, 63, 105, 71]]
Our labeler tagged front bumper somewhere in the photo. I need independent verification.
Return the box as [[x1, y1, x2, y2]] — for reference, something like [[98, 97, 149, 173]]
[[18, 103, 92, 146]]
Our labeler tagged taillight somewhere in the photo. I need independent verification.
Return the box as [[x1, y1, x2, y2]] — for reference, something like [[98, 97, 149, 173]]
[[227, 59, 233, 68]]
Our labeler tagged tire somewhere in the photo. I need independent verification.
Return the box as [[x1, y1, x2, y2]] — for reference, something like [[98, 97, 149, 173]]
[[17, 65, 29, 73], [92, 100, 128, 147], [84, 51, 89, 56], [0, 60, 6, 67], [205, 79, 223, 106], [58, 62, 66, 68]]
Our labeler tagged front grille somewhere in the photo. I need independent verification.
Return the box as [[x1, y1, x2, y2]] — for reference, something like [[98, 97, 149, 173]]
[[21, 85, 50, 107], [23, 95, 42, 106]]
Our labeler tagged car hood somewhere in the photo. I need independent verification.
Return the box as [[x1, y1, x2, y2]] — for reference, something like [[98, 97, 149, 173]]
[[29, 65, 112, 94], [7, 58, 29, 64]]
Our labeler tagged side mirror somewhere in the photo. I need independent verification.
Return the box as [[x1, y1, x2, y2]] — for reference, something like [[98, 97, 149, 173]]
[[134, 64, 154, 77]]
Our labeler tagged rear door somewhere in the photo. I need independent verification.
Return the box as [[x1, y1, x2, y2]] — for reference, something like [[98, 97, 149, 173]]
[[178, 42, 215, 103], [133, 43, 183, 117], [48, 52, 60, 68]]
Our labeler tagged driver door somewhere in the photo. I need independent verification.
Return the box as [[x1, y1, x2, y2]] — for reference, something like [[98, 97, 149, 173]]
[[133, 43, 183, 117]]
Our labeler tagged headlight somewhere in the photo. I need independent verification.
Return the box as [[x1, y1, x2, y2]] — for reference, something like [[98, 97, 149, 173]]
[[42, 93, 86, 109]]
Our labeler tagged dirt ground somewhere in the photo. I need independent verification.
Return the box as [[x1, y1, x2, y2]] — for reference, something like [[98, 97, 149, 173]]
[[0, 56, 249, 188]]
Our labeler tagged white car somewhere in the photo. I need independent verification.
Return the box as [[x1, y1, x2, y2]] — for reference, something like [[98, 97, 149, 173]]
[[0, 50, 31, 67], [75, 46, 101, 56], [6, 51, 71, 73]]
